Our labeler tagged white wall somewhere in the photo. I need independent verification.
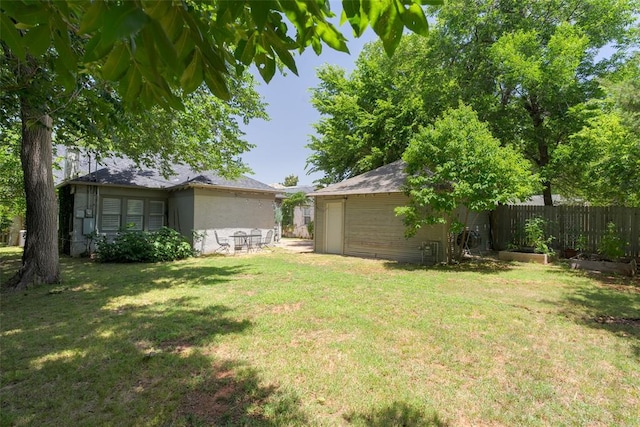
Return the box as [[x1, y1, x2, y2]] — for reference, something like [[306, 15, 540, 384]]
[[192, 188, 276, 254]]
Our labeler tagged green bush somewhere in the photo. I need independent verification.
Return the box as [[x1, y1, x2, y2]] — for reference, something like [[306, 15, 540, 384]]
[[96, 227, 193, 263], [598, 222, 626, 261], [524, 217, 555, 255]]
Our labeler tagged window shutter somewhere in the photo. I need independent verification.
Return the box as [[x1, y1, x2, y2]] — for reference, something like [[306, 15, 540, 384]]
[[127, 199, 144, 215], [126, 199, 144, 230], [103, 198, 121, 214], [148, 201, 165, 231]]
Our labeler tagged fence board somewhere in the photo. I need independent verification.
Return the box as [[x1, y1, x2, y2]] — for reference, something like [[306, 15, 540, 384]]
[[493, 205, 640, 258]]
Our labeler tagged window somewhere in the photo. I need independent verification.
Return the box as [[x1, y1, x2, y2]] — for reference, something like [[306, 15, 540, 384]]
[[100, 197, 166, 232], [148, 201, 165, 231], [126, 199, 144, 230], [303, 206, 312, 225], [101, 198, 121, 231]]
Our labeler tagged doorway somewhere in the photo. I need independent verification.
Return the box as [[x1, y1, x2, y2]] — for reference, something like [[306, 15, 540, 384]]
[[325, 201, 343, 254]]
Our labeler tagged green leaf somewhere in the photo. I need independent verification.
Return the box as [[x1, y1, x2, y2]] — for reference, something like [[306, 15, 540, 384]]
[[148, 19, 181, 76], [316, 21, 349, 53], [265, 32, 298, 75], [143, 1, 171, 21], [217, 0, 245, 23], [370, 1, 403, 55], [158, 6, 183, 42], [23, 23, 51, 57], [342, 0, 369, 36], [249, 0, 272, 30], [203, 68, 231, 100], [174, 31, 196, 63], [121, 66, 143, 105], [235, 33, 258, 66], [2, 3, 49, 26], [101, 3, 149, 46], [53, 29, 78, 76], [180, 49, 204, 93], [54, 56, 76, 92], [399, 2, 429, 36], [83, 33, 112, 62], [101, 43, 130, 81], [255, 53, 276, 83], [311, 36, 323, 55], [79, 0, 108, 34], [0, 13, 26, 59]]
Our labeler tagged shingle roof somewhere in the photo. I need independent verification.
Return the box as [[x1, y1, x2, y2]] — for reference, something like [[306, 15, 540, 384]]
[[62, 157, 276, 193], [270, 184, 316, 199], [309, 160, 408, 196]]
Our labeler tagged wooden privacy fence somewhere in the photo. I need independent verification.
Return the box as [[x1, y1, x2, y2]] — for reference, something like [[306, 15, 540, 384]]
[[492, 205, 640, 258]]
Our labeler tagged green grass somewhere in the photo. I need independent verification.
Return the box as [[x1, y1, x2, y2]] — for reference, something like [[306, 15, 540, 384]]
[[1, 247, 639, 426]]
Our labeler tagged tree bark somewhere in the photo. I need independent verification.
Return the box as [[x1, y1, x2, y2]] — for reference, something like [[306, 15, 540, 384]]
[[526, 95, 554, 206], [4, 81, 60, 290]]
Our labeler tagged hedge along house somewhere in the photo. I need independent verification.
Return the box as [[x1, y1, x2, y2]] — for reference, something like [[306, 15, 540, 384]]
[[57, 157, 277, 257], [309, 160, 491, 265]]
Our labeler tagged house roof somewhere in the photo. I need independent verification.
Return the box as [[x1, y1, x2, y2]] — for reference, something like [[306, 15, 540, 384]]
[[309, 160, 408, 197], [270, 184, 317, 199], [61, 157, 276, 194]]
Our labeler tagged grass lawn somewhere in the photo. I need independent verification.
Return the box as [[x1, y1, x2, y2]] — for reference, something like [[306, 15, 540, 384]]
[[1, 247, 639, 426]]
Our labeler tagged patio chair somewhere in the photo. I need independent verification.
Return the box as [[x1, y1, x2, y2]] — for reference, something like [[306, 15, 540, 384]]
[[259, 229, 274, 249], [249, 228, 262, 251], [214, 230, 230, 254], [232, 231, 247, 253]]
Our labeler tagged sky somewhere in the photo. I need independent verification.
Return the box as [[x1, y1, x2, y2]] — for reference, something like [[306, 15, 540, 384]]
[[239, 28, 378, 187]]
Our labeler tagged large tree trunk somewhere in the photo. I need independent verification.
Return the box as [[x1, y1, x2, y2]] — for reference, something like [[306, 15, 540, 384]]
[[526, 95, 555, 206], [5, 103, 60, 290]]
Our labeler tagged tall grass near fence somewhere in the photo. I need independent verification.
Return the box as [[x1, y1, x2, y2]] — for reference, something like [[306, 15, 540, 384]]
[[493, 205, 640, 258]]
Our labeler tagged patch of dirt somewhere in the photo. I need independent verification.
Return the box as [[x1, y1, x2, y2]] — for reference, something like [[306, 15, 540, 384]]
[[275, 238, 314, 253], [270, 302, 302, 314]]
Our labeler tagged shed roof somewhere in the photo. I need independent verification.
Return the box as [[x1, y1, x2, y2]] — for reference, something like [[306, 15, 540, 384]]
[[62, 157, 276, 194], [309, 160, 408, 197]]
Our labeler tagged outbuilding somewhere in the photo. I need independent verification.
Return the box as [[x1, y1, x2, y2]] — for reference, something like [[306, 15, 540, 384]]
[[309, 161, 490, 264]]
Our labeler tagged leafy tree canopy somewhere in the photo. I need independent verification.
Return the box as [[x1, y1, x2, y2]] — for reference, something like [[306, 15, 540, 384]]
[[396, 104, 538, 263], [0, 125, 24, 232], [308, 0, 639, 205], [1, 0, 439, 109], [282, 174, 299, 187], [281, 191, 311, 227]]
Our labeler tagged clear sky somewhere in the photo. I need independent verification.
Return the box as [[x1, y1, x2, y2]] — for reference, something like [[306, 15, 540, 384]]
[[240, 28, 377, 187]]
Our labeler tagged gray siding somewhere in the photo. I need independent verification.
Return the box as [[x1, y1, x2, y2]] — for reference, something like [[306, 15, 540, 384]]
[[315, 194, 448, 264], [313, 196, 328, 253], [343, 194, 447, 263], [314, 193, 492, 264], [193, 188, 274, 229], [69, 184, 169, 256], [168, 188, 195, 241]]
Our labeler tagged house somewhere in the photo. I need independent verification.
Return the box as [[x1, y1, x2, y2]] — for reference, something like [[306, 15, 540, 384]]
[[271, 184, 315, 239], [309, 160, 491, 264], [57, 156, 277, 256]]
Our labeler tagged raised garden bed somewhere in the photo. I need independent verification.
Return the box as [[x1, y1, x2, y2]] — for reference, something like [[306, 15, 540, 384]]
[[569, 257, 637, 277], [498, 250, 554, 265]]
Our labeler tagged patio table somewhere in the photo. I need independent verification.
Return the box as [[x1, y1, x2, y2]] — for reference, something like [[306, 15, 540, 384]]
[[233, 232, 262, 252]]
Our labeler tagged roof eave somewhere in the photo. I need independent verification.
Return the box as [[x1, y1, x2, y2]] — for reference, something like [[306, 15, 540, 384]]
[[168, 182, 277, 195]]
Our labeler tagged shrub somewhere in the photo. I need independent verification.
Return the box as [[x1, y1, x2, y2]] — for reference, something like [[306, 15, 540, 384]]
[[524, 217, 555, 255], [598, 222, 626, 261], [96, 227, 193, 263]]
